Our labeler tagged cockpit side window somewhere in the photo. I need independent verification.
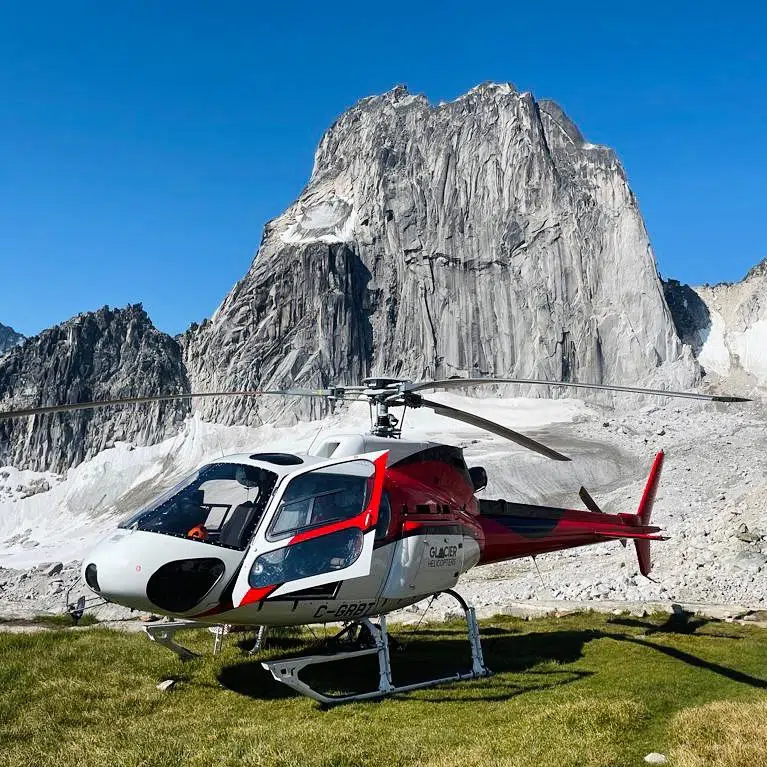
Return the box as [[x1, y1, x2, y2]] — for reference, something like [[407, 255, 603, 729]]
[[119, 463, 278, 550], [267, 460, 375, 541]]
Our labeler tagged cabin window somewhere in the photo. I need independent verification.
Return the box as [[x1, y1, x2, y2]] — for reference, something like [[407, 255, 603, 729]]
[[249, 528, 364, 587], [267, 459, 376, 540]]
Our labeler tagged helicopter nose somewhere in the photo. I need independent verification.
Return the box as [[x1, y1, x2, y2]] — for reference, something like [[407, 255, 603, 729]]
[[81, 529, 241, 616], [81, 533, 157, 612]]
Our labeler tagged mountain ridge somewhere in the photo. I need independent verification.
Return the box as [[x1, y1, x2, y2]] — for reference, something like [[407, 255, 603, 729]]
[[0, 305, 190, 472], [7, 82, 760, 472]]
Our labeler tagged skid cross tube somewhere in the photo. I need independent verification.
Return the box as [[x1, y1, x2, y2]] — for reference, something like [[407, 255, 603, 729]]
[[261, 591, 491, 705]]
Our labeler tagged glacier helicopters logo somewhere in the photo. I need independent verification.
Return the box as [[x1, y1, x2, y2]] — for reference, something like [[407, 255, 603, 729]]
[[427, 544, 458, 568]]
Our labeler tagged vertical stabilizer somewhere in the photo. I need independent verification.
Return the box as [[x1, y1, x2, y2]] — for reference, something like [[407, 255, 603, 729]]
[[635, 451, 664, 576]]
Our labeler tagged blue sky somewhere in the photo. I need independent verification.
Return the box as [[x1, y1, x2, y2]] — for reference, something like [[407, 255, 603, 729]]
[[1, 1, 764, 337]]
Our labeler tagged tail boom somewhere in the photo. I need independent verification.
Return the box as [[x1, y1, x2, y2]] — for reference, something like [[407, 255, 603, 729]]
[[477, 452, 666, 577]]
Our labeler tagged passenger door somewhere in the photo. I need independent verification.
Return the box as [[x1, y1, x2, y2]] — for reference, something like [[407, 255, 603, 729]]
[[231, 451, 388, 607]]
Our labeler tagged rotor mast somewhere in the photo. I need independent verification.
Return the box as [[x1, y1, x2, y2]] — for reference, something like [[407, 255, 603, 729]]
[[361, 378, 407, 438]]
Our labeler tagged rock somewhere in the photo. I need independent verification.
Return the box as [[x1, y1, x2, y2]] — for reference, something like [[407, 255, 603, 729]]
[[644, 753, 667, 764], [156, 679, 176, 692], [19, 478, 51, 498], [43, 562, 63, 577], [733, 551, 766, 572], [0, 323, 24, 357], [741, 610, 767, 622], [735, 524, 762, 544]]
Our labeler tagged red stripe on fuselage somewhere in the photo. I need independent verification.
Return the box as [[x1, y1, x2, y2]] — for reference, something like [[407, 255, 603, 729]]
[[239, 584, 278, 606], [288, 451, 388, 545]]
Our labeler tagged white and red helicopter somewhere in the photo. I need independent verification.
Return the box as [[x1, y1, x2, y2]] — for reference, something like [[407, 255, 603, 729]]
[[0, 376, 748, 704]]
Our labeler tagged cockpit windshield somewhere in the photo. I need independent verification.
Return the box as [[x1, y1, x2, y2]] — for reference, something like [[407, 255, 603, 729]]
[[119, 463, 278, 550]]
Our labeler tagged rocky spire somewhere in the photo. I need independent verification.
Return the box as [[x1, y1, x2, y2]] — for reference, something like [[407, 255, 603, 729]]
[[1, 84, 706, 471], [183, 83, 698, 426], [0, 305, 190, 472]]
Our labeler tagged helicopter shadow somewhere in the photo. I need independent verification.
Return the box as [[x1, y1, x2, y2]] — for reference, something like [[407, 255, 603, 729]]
[[216, 627, 598, 703], [612, 633, 767, 690], [606, 612, 744, 640], [216, 620, 767, 703]]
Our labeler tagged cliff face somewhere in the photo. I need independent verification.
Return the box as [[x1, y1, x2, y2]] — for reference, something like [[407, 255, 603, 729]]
[[183, 83, 697, 425], [665, 258, 767, 392], [0, 305, 190, 472], [0, 323, 24, 357]]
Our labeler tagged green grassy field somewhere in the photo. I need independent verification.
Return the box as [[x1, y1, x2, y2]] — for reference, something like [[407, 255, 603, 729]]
[[1, 612, 766, 767]]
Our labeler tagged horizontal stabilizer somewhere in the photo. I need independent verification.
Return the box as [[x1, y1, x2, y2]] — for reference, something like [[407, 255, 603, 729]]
[[595, 531, 668, 542]]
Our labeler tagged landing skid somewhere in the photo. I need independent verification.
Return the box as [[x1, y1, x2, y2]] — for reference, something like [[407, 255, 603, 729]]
[[261, 590, 490, 706], [144, 619, 206, 661], [145, 620, 268, 660]]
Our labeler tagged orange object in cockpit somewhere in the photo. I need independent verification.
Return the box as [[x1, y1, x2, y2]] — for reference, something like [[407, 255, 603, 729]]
[[187, 524, 208, 541]]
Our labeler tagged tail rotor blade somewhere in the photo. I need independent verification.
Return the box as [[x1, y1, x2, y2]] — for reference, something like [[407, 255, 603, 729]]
[[579, 486, 604, 514], [413, 395, 571, 462], [579, 486, 627, 546]]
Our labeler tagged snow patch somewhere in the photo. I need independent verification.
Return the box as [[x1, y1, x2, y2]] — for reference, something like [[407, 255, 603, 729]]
[[280, 198, 356, 245], [730, 319, 767, 383], [698, 309, 731, 377]]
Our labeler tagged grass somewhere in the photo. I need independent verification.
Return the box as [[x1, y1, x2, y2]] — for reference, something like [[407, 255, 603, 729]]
[[0, 612, 100, 629], [34, 612, 100, 628], [1, 612, 766, 767]]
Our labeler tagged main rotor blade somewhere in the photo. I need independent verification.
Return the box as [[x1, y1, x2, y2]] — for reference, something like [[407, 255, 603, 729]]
[[0, 389, 339, 421], [403, 377, 751, 403], [415, 395, 571, 462]]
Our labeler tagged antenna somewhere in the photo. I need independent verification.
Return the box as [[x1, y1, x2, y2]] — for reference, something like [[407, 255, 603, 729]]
[[307, 424, 325, 454]]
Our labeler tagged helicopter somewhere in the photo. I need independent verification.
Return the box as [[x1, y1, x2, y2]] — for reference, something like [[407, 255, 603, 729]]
[[0, 376, 749, 704]]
